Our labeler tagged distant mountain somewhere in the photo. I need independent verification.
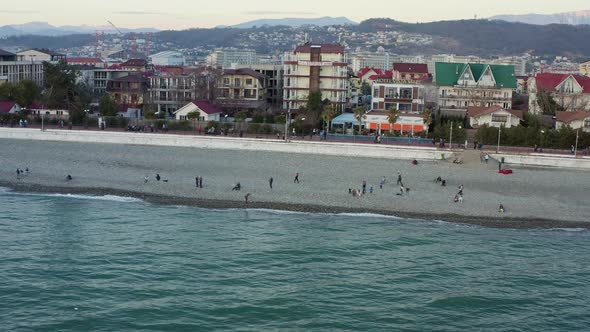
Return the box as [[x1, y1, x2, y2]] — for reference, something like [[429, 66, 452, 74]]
[[0, 21, 159, 38], [490, 10, 590, 25], [228, 16, 357, 29]]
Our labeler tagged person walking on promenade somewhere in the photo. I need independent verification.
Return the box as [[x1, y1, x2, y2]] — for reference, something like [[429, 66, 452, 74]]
[[294, 172, 299, 183], [396, 172, 403, 185], [484, 154, 489, 164], [269, 177, 274, 189]]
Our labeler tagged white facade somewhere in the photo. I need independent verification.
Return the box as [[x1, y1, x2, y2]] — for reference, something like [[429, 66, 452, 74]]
[[149, 51, 186, 66], [0, 61, 44, 86], [207, 48, 259, 68], [283, 45, 348, 112], [174, 102, 221, 122], [468, 108, 523, 128], [351, 52, 391, 72]]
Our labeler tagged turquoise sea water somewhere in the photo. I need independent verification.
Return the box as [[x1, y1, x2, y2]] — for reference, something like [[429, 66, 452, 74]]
[[1, 188, 589, 331]]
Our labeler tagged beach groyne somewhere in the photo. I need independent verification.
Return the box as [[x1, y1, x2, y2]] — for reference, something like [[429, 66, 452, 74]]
[[490, 152, 590, 170], [0, 128, 447, 161]]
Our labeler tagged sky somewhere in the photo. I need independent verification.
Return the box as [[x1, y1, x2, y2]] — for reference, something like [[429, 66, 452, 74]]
[[1, 0, 589, 30]]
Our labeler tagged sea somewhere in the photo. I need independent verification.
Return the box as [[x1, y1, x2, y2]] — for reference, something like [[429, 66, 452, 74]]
[[1, 187, 589, 331]]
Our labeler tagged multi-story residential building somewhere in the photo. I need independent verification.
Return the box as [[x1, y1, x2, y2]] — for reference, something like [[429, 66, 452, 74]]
[[106, 74, 149, 109], [351, 52, 392, 72], [16, 48, 66, 62], [249, 64, 284, 108], [528, 73, 590, 114], [77, 67, 131, 100], [66, 57, 105, 68], [216, 68, 267, 113], [207, 48, 259, 69], [392, 63, 430, 81], [555, 110, 590, 132], [149, 69, 197, 115], [580, 61, 590, 77], [283, 43, 348, 112], [467, 106, 523, 128], [120, 58, 149, 72], [435, 62, 516, 116], [0, 49, 44, 86], [149, 51, 186, 66]]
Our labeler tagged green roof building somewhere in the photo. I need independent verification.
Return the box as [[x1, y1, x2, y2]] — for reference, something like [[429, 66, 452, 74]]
[[434, 62, 517, 115]]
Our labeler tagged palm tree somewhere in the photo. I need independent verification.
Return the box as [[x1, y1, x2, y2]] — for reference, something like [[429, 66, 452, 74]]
[[422, 108, 433, 133], [321, 104, 337, 135], [353, 106, 367, 135], [387, 107, 400, 134]]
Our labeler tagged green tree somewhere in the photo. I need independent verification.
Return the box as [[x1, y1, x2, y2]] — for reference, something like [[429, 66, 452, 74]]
[[536, 89, 564, 115], [98, 94, 118, 116], [303, 91, 324, 124], [43, 61, 90, 123], [422, 108, 433, 131], [0, 83, 18, 101], [16, 80, 40, 107], [321, 104, 337, 134], [186, 110, 200, 120], [353, 105, 367, 134], [387, 107, 399, 134]]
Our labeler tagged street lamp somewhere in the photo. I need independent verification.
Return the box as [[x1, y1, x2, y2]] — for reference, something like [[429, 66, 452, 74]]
[[496, 125, 502, 153], [540, 129, 545, 152], [449, 121, 461, 149], [575, 129, 579, 157], [284, 110, 291, 142]]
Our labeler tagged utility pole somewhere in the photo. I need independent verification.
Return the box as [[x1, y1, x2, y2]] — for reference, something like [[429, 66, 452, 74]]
[[497, 126, 502, 153], [575, 129, 579, 157], [449, 121, 453, 149]]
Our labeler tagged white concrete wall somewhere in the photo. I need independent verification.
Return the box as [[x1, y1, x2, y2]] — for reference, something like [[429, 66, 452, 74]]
[[491, 152, 590, 170], [0, 128, 446, 161]]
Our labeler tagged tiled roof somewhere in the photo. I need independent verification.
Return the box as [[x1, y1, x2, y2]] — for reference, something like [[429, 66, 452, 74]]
[[534, 73, 590, 93], [67, 57, 103, 63], [467, 106, 524, 120], [555, 110, 590, 123], [121, 58, 148, 67], [368, 70, 393, 80], [359, 68, 384, 77], [0, 49, 15, 56], [393, 63, 429, 74], [294, 43, 345, 54], [435, 62, 517, 89], [0, 101, 18, 113], [192, 100, 222, 115], [111, 74, 149, 83], [222, 68, 266, 79]]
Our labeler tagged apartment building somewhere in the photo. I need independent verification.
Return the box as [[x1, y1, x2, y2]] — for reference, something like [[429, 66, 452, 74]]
[[216, 68, 267, 113], [106, 74, 150, 108], [435, 62, 516, 116], [16, 49, 66, 62], [528, 73, 590, 114], [0, 49, 44, 86], [283, 43, 348, 112], [351, 52, 392, 72], [149, 70, 197, 115], [249, 64, 283, 108], [207, 48, 259, 69]]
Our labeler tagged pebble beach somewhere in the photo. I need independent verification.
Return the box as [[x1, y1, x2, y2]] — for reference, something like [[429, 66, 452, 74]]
[[1, 138, 589, 228]]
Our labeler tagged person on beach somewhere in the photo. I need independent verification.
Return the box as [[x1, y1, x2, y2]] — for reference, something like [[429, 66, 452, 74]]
[[16, 168, 21, 180], [458, 194, 464, 204], [25, 168, 29, 175], [66, 174, 73, 181], [397, 172, 402, 185], [362, 180, 367, 194], [156, 174, 161, 181], [195, 177, 199, 188], [399, 185, 405, 196], [199, 176, 203, 188], [269, 177, 273, 189], [294, 172, 299, 183], [369, 186, 373, 194], [144, 175, 149, 183], [441, 179, 446, 186], [244, 193, 251, 204], [499, 204, 505, 213], [348, 188, 352, 194], [232, 183, 241, 191], [379, 177, 385, 189], [435, 176, 442, 184], [458, 184, 464, 196]]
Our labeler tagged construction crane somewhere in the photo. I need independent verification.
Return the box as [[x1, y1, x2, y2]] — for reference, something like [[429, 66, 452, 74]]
[[107, 20, 137, 58], [107, 20, 123, 35]]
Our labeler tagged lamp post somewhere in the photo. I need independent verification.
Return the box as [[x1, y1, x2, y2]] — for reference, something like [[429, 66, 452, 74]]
[[41, 112, 44, 132], [496, 125, 502, 153], [540, 129, 545, 152], [449, 121, 453, 149], [575, 129, 579, 157], [284, 110, 291, 142]]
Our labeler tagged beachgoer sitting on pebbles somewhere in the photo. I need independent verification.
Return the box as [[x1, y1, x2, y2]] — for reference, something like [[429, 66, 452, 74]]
[[441, 179, 447, 186], [66, 175, 73, 181], [232, 183, 241, 191], [435, 176, 442, 183], [499, 204, 505, 213], [156, 174, 161, 181]]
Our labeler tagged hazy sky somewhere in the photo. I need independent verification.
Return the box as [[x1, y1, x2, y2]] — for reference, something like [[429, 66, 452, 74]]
[[1, 0, 589, 29]]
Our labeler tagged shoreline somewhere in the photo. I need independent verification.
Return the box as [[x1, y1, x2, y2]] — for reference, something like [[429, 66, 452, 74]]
[[3, 181, 589, 230]]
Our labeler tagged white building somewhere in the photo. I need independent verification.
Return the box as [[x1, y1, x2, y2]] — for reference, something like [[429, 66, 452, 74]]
[[351, 52, 392, 72], [149, 51, 186, 66], [206, 48, 259, 68], [0, 101, 22, 114], [467, 106, 523, 128], [555, 111, 590, 132], [283, 43, 348, 112], [174, 100, 222, 122], [0, 49, 45, 86], [16, 48, 66, 62]]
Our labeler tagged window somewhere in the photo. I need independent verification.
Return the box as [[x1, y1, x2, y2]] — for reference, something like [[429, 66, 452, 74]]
[[246, 78, 253, 85], [492, 115, 508, 122], [223, 78, 230, 86], [373, 87, 379, 97], [372, 102, 379, 110], [384, 102, 395, 110], [400, 88, 412, 99], [503, 103, 510, 109], [584, 119, 590, 128], [234, 78, 241, 87], [244, 89, 256, 98], [399, 103, 412, 111]]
